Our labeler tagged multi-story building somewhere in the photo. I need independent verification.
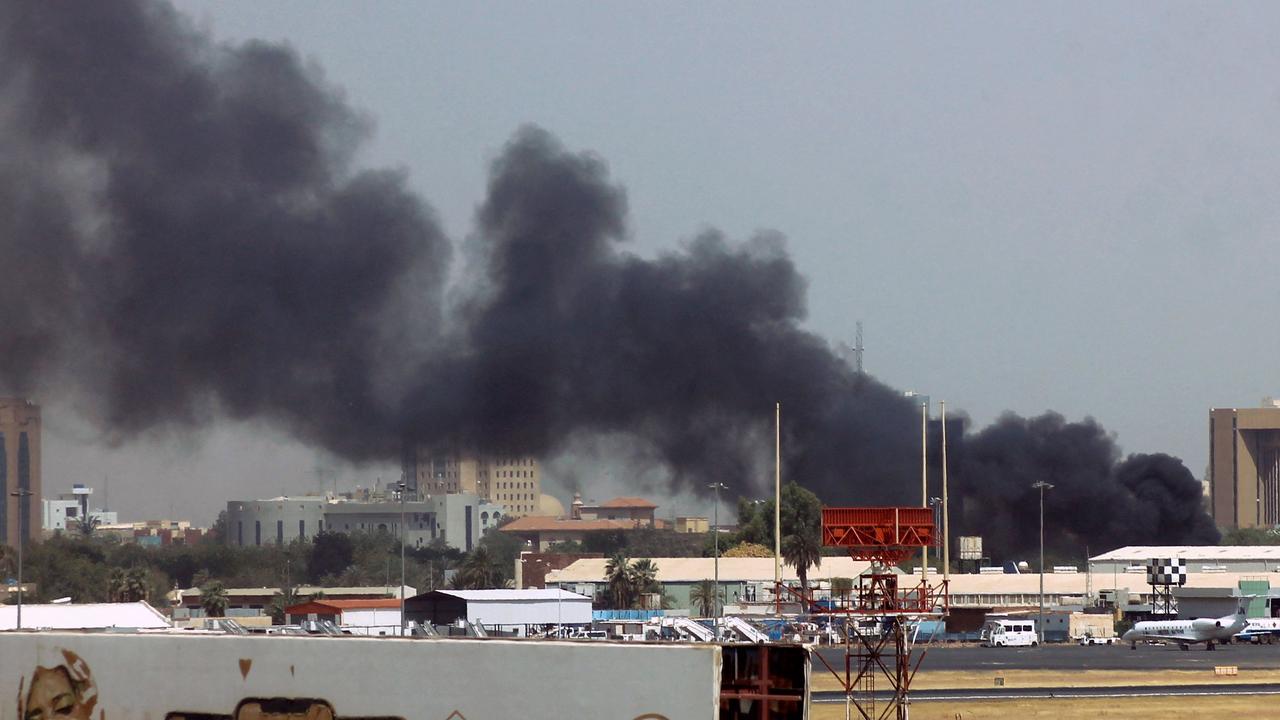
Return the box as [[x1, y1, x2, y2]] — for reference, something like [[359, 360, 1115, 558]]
[[42, 485, 118, 533], [1210, 402, 1280, 529], [404, 445, 543, 518], [224, 493, 503, 552], [0, 398, 40, 548]]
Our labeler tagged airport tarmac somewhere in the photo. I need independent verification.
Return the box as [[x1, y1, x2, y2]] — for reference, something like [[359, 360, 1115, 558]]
[[815, 642, 1280, 671], [812, 682, 1280, 703]]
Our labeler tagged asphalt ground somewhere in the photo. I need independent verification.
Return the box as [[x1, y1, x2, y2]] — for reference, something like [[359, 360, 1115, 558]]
[[814, 642, 1280, 671], [811, 682, 1280, 703]]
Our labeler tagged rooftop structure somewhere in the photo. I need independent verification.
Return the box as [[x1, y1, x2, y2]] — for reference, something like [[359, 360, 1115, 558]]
[[573, 494, 658, 525], [1090, 545, 1280, 574], [0, 601, 170, 631], [405, 589, 592, 633], [173, 585, 414, 620]]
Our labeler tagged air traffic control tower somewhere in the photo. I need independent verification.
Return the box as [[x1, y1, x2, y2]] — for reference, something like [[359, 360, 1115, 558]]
[[1211, 402, 1280, 529]]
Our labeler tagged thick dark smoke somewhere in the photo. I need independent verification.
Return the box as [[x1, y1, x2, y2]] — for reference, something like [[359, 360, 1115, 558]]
[[0, 1, 1217, 557], [952, 413, 1219, 562]]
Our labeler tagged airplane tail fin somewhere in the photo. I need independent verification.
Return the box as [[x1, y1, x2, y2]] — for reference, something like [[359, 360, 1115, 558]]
[[1237, 594, 1258, 616]]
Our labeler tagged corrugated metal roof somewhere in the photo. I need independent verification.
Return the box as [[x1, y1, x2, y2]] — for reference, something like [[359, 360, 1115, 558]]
[[1090, 546, 1280, 561], [548, 556, 874, 583], [422, 589, 591, 601], [499, 517, 639, 532], [291, 598, 402, 611], [179, 585, 413, 599], [0, 601, 170, 631], [593, 497, 658, 508]]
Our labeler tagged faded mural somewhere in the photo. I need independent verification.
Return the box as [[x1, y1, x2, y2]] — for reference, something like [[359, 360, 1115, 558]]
[[16, 650, 674, 720]]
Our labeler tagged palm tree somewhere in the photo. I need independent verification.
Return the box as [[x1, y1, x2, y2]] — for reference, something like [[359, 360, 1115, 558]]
[[77, 514, 101, 538], [199, 580, 229, 618], [123, 567, 149, 602], [604, 552, 635, 609], [689, 579, 718, 617], [270, 584, 302, 625], [453, 546, 503, 589], [629, 558, 659, 594], [106, 568, 127, 602], [783, 529, 822, 597]]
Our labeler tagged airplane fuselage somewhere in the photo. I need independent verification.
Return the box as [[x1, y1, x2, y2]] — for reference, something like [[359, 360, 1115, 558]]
[[1122, 609, 1248, 650]]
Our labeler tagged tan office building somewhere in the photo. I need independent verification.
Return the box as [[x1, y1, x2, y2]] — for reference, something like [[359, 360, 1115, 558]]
[[1211, 405, 1280, 529], [0, 398, 41, 548], [406, 445, 542, 518]]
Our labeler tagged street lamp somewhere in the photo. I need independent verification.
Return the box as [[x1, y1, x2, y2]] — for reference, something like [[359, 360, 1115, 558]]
[[398, 479, 407, 637], [708, 482, 727, 640], [1032, 480, 1054, 646], [9, 489, 33, 630]]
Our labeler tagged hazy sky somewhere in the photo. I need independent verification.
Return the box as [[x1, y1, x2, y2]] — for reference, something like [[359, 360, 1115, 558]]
[[47, 2, 1280, 523]]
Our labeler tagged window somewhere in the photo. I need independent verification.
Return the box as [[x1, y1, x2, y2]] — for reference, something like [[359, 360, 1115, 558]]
[[299, 519, 306, 539], [255, 521, 261, 546], [277, 520, 284, 544]]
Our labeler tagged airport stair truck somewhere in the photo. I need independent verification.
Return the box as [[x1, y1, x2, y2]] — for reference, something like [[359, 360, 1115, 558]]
[[724, 615, 772, 643], [669, 615, 717, 642]]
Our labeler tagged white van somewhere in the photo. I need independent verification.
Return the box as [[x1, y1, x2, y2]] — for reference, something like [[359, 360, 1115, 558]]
[[981, 619, 1038, 647]]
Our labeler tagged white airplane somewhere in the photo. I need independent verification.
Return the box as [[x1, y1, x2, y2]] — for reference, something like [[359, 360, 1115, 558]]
[[1122, 600, 1248, 651]]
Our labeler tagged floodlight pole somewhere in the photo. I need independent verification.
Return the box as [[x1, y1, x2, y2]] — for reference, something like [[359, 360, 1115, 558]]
[[1033, 480, 1054, 646], [398, 478, 407, 636], [709, 482, 727, 639], [9, 489, 32, 630]]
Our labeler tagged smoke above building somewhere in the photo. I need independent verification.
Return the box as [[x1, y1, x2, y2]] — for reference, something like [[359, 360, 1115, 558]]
[[0, 0, 1217, 557]]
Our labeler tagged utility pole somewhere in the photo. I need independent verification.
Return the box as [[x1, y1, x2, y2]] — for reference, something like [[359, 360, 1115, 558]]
[[941, 401, 950, 583], [9, 489, 33, 630], [709, 482, 727, 639], [921, 400, 928, 574], [774, 403, 782, 613], [398, 478, 407, 637], [1033, 480, 1054, 646]]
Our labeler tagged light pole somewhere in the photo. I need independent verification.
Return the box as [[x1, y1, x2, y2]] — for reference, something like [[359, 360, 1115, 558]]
[[398, 479, 407, 636], [709, 482, 727, 640], [1032, 480, 1054, 646], [9, 489, 33, 630]]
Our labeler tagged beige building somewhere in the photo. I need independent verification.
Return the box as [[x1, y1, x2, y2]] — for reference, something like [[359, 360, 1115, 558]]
[[1210, 404, 1280, 529], [0, 398, 40, 548], [406, 446, 542, 518]]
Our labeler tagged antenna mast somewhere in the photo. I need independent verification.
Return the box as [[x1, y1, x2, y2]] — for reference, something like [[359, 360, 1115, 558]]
[[854, 321, 864, 375]]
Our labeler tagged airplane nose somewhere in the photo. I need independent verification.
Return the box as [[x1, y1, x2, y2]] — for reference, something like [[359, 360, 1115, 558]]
[[1121, 630, 1134, 641]]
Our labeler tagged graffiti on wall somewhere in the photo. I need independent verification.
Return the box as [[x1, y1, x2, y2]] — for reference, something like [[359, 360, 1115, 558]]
[[17, 649, 676, 720], [18, 650, 98, 720]]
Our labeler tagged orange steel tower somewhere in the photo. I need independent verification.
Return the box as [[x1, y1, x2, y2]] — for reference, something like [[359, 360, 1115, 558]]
[[803, 507, 949, 720]]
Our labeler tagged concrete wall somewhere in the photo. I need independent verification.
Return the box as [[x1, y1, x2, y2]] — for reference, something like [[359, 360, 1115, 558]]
[[1, 632, 720, 719]]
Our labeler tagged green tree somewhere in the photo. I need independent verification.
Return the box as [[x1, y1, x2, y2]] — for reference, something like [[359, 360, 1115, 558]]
[[106, 568, 126, 602], [122, 566, 150, 602], [629, 558, 660, 593], [308, 531, 355, 582], [604, 551, 636, 609], [689, 579, 719, 617], [270, 584, 303, 625], [732, 483, 822, 551], [783, 528, 822, 596], [724, 542, 772, 558], [77, 514, 101, 538], [199, 580, 229, 617], [451, 545, 505, 589]]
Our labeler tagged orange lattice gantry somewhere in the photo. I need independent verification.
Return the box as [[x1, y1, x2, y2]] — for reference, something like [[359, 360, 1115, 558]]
[[821, 507, 936, 566]]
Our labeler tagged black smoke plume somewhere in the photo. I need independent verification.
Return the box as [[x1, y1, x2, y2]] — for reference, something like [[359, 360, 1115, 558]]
[[0, 0, 1217, 558]]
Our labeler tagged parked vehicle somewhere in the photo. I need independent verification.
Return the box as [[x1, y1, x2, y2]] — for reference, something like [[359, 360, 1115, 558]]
[[1078, 633, 1120, 645], [981, 619, 1038, 647]]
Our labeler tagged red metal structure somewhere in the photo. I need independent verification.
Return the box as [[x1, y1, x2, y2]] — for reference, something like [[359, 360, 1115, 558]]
[[802, 506, 949, 720]]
